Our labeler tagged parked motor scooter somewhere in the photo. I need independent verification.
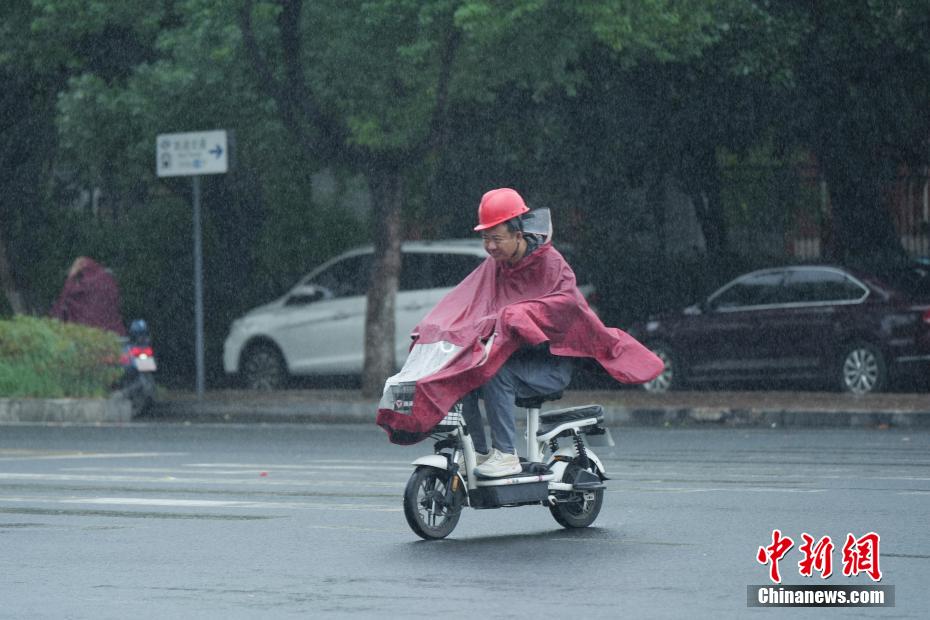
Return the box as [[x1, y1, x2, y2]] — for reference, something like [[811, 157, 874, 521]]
[[116, 319, 157, 415], [402, 389, 612, 540]]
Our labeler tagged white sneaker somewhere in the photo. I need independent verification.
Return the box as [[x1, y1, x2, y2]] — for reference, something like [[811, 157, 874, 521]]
[[456, 451, 492, 470], [474, 449, 522, 478]]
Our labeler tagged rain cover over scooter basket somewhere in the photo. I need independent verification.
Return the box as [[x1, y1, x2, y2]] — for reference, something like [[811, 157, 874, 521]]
[[377, 341, 467, 444]]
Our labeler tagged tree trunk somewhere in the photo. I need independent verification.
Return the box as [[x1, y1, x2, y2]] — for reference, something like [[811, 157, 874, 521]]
[[361, 164, 404, 397], [0, 234, 27, 314], [686, 148, 728, 258]]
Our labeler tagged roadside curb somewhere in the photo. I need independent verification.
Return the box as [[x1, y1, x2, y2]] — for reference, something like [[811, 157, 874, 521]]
[[0, 393, 132, 424], [606, 406, 930, 428], [147, 399, 375, 424], [146, 398, 930, 429]]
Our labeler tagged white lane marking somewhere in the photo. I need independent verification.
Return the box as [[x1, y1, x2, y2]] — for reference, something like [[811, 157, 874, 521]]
[[0, 495, 400, 512], [61, 498, 252, 508], [62, 465, 413, 474], [614, 487, 827, 494], [0, 452, 186, 461], [187, 461, 414, 468], [62, 497, 399, 511], [0, 472, 404, 487]]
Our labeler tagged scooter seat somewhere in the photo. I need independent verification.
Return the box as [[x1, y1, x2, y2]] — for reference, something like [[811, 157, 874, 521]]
[[536, 405, 604, 437], [515, 391, 563, 409]]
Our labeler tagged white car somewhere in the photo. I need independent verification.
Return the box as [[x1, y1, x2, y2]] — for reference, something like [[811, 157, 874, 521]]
[[223, 239, 594, 389]]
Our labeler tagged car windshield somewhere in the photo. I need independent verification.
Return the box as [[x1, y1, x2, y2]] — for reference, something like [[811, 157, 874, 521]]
[[307, 253, 373, 298]]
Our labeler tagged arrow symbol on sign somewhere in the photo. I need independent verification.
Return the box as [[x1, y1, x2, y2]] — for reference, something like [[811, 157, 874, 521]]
[[209, 144, 223, 158]]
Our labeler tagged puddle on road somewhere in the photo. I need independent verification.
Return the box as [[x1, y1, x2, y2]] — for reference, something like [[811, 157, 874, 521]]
[[0, 522, 54, 529]]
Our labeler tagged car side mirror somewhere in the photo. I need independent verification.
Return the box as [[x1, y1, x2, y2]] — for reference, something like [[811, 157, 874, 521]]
[[285, 284, 332, 306], [684, 303, 703, 316]]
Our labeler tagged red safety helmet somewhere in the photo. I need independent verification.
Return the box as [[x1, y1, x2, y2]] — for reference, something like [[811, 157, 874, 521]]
[[474, 188, 530, 231]]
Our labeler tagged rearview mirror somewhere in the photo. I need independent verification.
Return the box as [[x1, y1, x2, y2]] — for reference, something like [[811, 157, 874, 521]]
[[285, 284, 333, 306]]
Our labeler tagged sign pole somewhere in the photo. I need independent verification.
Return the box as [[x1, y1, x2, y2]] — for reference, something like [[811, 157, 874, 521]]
[[156, 130, 228, 398], [192, 175, 205, 399]]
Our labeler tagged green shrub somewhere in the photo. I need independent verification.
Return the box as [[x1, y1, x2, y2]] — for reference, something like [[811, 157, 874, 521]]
[[0, 316, 123, 398]]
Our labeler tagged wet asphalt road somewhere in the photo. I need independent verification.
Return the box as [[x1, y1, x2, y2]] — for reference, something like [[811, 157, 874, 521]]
[[1, 423, 928, 619]]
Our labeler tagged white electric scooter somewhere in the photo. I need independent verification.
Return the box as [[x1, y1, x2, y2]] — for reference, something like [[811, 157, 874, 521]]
[[402, 390, 612, 540]]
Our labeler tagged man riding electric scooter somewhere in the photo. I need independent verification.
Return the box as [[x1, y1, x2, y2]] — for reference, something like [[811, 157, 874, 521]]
[[377, 187, 663, 538]]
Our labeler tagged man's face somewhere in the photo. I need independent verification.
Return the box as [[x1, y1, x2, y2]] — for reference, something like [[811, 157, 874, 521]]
[[480, 223, 521, 262]]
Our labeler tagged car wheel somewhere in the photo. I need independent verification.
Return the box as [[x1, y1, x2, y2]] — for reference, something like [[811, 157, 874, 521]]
[[839, 342, 886, 395], [241, 343, 288, 390], [642, 344, 677, 393]]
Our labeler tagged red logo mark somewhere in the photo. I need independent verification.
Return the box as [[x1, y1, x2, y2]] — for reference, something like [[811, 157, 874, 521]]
[[798, 533, 834, 579], [757, 529, 795, 584], [842, 532, 882, 582]]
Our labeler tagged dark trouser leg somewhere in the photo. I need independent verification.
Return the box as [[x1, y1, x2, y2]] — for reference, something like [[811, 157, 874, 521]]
[[460, 390, 489, 454], [481, 353, 574, 455]]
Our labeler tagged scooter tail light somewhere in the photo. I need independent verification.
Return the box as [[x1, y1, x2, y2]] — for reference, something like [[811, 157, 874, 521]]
[[923, 309, 930, 325], [130, 346, 154, 358]]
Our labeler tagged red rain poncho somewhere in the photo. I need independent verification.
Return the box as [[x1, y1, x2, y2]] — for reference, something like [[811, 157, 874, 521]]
[[50, 258, 126, 336], [376, 243, 663, 444]]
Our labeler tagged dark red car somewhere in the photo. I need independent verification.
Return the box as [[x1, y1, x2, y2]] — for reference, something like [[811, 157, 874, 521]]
[[630, 265, 930, 394]]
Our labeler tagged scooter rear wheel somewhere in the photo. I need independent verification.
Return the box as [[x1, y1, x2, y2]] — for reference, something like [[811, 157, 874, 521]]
[[549, 462, 604, 528], [403, 466, 464, 540]]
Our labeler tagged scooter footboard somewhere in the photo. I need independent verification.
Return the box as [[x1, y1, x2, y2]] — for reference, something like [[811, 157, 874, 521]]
[[469, 482, 550, 509]]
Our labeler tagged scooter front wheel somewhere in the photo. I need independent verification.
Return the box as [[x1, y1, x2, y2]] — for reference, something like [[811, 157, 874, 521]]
[[549, 461, 604, 529], [403, 466, 464, 540]]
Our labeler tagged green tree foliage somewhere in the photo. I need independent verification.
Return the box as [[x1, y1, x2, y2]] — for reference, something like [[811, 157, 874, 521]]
[[0, 2, 63, 314], [2, 0, 928, 389], [5, 0, 366, 383]]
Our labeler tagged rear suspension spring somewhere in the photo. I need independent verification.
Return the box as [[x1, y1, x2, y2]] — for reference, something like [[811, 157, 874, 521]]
[[573, 432, 591, 470]]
